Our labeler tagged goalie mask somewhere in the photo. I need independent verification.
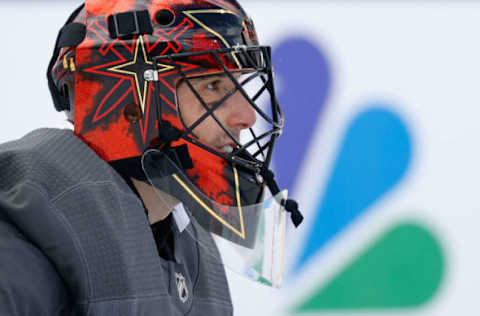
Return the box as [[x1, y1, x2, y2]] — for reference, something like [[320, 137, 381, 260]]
[[48, 0, 302, 287]]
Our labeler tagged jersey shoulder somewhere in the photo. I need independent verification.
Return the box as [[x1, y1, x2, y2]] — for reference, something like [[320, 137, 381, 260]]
[[0, 128, 127, 199]]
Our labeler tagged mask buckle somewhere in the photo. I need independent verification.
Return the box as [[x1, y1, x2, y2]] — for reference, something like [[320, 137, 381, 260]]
[[108, 10, 153, 39]]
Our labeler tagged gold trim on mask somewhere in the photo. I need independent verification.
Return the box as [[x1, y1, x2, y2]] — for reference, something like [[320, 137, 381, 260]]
[[171, 163, 246, 240], [63, 55, 69, 69], [182, 9, 242, 69]]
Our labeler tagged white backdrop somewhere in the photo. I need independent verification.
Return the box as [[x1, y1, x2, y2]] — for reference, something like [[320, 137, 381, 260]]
[[1, 2, 480, 315]]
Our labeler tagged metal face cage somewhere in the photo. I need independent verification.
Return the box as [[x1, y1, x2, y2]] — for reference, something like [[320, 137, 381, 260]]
[[151, 45, 284, 175]]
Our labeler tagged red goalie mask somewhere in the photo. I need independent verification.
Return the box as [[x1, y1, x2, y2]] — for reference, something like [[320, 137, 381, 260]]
[[48, 0, 297, 287]]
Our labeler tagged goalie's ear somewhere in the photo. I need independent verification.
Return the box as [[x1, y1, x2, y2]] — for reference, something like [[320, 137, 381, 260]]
[[85, 0, 136, 17]]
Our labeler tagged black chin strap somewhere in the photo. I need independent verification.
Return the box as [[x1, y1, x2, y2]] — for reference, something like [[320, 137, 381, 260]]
[[149, 121, 193, 171], [156, 121, 183, 146], [261, 169, 304, 228]]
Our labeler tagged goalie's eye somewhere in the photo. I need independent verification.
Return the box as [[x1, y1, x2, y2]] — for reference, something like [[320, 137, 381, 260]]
[[206, 80, 222, 92]]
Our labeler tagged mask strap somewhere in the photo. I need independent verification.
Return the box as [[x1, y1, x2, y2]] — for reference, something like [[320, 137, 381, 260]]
[[46, 3, 85, 112], [261, 168, 304, 228]]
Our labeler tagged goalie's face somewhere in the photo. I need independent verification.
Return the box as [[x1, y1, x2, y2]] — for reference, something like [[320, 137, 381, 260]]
[[176, 72, 257, 154]]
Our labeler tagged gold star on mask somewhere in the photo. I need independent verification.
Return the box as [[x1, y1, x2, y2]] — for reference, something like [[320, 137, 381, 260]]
[[107, 36, 174, 113]]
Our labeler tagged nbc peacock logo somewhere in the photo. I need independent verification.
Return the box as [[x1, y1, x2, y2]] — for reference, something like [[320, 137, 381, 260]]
[[272, 36, 446, 315]]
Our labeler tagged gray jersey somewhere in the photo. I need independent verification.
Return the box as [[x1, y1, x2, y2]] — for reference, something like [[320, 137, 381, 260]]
[[0, 129, 232, 315]]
